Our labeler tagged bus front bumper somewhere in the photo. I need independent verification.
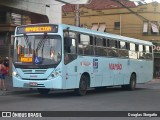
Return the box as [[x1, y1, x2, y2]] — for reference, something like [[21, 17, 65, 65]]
[[12, 76, 64, 89]]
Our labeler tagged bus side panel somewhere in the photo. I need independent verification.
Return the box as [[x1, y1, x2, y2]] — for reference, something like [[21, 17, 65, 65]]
[[77, 56, 94, 88], [105, 58, 124, 86], [125, 59, 153, 84], [65, 60, 78, 89]]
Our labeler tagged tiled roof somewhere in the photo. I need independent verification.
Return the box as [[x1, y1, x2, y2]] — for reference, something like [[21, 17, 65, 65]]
[[63, 0, 136, 12]]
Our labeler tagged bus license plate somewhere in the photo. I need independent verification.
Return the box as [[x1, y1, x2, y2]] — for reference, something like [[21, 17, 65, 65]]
[[29, 82, 38, 86]]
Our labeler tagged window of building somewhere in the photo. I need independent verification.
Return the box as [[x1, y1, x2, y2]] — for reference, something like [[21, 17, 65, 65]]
[[151, 21, 159, 34], [91, 23, 98, 31], [98, 23, 106, 32], [143, 21, 148, 34], [114, 22, 120, 30]]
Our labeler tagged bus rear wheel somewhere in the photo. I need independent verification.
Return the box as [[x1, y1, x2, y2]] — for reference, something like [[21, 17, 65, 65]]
[[129, 74, 136, 90], [75, 75, 88, 96], [37, 88, 50, 95], [122, 74, 136, 90]]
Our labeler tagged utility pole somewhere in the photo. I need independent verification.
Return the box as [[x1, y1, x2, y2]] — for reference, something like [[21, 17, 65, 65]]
[[75, 4, 80, 26]]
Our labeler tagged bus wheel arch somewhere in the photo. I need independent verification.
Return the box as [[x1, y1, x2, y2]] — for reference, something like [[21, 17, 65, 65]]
[[75, 72, 90, 96]]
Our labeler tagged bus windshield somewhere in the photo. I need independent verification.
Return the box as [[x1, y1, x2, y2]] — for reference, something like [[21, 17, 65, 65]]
[[14, 35, 62, 68]]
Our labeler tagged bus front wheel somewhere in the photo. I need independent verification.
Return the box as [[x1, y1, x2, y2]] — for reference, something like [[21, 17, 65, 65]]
[[37, 88, 50, 95], [75, 75, 88, 96]]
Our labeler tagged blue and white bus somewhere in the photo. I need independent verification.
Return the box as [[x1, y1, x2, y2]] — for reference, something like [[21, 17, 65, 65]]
[[13, 23, 153, 95]]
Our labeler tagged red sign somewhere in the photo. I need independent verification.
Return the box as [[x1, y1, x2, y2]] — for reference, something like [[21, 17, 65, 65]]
[[109, 63, 122, 70]]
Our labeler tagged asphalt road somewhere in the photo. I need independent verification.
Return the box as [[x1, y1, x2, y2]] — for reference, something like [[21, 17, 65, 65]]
[[0, 79, 160, 120]]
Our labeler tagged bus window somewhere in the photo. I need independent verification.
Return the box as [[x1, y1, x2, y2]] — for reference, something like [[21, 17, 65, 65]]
[[108, 39, 118, 57], [95, 37, 103, 46], [119, 41, 128, 58], [116, 41, 120, 48], [139, 45, 143, 52], [135, 44, 139, 52], [109, 39, 116, 48], [144, 45, 152, 60], [80, 34, 90, 45], [106, 39, 110, 47], [149, 46, 152, 53], [78, 34, 94, 55], [139, 45, 145, 59], [143, 45, 146, 52], [120, 41, 126, 49], [64, 36, 77, 65], [146, 46, 149, 53], [129, 43, 137, 59], [130, 43, 135, 51], [95, 37, 107, 56]]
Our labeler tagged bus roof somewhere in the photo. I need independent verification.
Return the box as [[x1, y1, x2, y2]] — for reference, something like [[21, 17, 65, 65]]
[[60, 24, 153, 46], [15, 23, 153, 46]]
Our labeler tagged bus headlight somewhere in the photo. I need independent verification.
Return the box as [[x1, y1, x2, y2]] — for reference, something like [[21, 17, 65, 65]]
[[52, 71, 59, 78], [48, 71, 60, 80], [12, 71, 20, 77]]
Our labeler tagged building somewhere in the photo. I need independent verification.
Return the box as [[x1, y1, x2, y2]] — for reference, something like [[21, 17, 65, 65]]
[[0, 9, 31, 57], [62, 0, 160, 77]]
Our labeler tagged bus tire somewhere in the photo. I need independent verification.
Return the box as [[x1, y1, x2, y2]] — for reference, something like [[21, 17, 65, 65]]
[[128, 73, 136, 90], [75, 75, 88, 96], [122, 73, 136, 90], [37, 88, 50, 95]]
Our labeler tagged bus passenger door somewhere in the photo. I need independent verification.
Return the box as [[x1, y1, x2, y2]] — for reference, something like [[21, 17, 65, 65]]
[[64, 37, 78, 89]]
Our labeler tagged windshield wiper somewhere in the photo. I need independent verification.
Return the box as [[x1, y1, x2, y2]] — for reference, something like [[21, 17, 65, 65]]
[[24, 35, 29, 48], [36, 34, 47, 50]]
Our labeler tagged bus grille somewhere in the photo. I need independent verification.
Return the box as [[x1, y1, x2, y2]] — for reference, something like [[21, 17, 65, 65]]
[[22, 69, 47, 74]]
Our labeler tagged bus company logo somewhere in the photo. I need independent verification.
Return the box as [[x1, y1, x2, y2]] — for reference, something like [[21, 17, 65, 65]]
[[93, 59, 98, 69], [109, 63, 122, 70]]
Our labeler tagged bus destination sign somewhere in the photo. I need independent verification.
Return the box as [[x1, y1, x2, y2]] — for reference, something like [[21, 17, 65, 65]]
[[16, 25, 58, 34]]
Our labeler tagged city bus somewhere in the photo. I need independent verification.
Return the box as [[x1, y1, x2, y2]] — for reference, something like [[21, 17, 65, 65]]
[[12, 23, 153, 96]]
